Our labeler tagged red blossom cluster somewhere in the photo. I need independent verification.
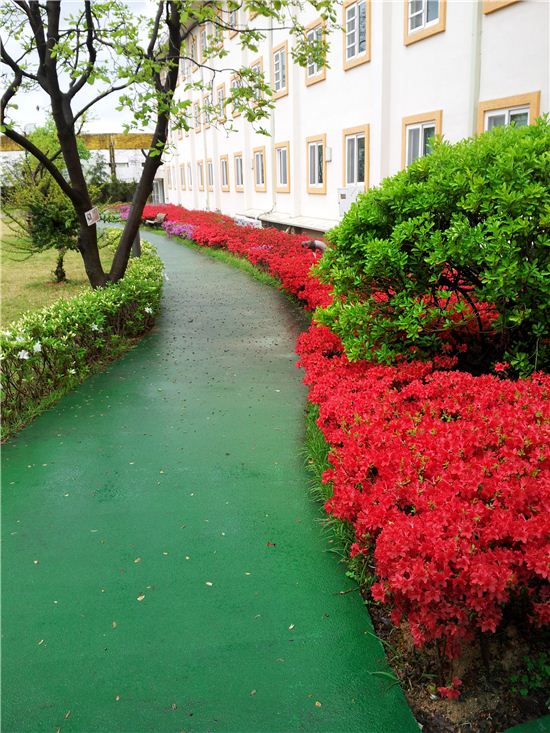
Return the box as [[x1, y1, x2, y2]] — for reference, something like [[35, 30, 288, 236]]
[[136, 203, 549, 665], [297, 323, 550, 657], [135, 204, 332, 309]]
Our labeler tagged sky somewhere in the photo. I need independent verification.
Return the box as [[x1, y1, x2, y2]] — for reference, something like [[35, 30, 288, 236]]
[[3, 1, 160, 135]]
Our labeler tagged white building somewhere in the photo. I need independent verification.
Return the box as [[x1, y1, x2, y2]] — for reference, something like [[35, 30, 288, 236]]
[[163, 0, 549, 236]]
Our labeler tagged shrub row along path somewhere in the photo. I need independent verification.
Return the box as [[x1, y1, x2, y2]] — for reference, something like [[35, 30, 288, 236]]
[[2, 230, 418, 733]]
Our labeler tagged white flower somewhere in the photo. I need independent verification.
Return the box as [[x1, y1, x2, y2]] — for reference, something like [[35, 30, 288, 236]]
[[144, 307, 153, 315], [15, 336, 25, 343], [33, 342, 42, 353], [91, 323, 101, 332], [68, 368, 76, 375], [17, 350, 30, 360], [2, 331, 12, 338]]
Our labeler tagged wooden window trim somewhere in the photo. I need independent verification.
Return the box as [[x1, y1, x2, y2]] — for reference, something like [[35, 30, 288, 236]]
[[483, 0, 520, 13], [253, 146, 267, 192], [250, 57, 264, 107], [403, 0, 446, 46], [219, 155, 230, 192], [305, 19, 327, 87], [306, 133, 327, 195], [477, 91, 540, 134], [342, 124, 370, 190], [272, 41, 289, 100], [187, 163, 193, 191], [228, 10, 239, 39], [274, 141, 291, 194], [197, 160, 204, 191], [203, 94, 211, 130], [343, 0, 372, 71], [180, 163, 186, 191], [206, 158, 214, 191], [234, 152, 244, 192], [401, 110, 443, 168]]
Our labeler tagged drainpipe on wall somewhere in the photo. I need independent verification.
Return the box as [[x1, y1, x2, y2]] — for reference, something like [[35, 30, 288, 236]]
[[201, 66, 211, 211], [470, 0, 483, 137]]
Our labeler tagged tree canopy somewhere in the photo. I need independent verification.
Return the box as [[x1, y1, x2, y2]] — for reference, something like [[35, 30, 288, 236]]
[[1, 0, 337, 287]]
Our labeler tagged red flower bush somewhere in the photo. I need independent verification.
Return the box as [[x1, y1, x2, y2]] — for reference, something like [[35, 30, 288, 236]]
[[137, 203, 549, 659], [297, 324, 550, 657]]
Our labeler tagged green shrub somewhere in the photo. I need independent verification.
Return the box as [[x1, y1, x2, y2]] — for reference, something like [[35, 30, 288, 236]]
[[316, 119, 550, 376], [0, 236, 163, 439]]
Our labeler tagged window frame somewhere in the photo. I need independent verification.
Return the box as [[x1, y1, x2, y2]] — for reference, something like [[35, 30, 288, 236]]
[[179, 163, 186, 191], [230, 73, 242, 118], [206, 158, 214, 191], [250, 57, 264, 105], [219, 155, 230, 191], [477, 92, 540, 134], [216, 82, 227, 122], [305, 19, 326, 87], [202, 92, 213, 129], [197, 160, 204, 191], [234, 152, 244, 191], [403, 0, 446, 46], [342, 124, 369, 190], [228, 8, 239, 38], [343, 0, 371, 71], [483, 0, 519, 13], [306, 133, 327, 195], [187, 162, 193, 190], [401, 110, 442, 168], [253, 146, 267, 192], [274, 141, 290, 194], [193, 101, 201, 133], [272, 41, 289, 100]]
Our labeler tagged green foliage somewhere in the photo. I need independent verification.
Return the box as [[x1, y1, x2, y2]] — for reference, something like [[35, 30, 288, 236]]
[[511, 652, 550, 705], [316, 119, 550, 376], [0, 235, 163, 440]]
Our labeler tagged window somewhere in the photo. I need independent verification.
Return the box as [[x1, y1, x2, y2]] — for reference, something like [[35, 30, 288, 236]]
[[187, 162, 193, 190], [272, 42, 288, 99], [217, 83, 226, 121], [343, 0, 371, 70], [200, 25, 208, 61], [197, 161, 204, 191], [402, 111, 442, 167], [234, 153, 244, 191], [306, 134, 326, 194], [228, 8, 238, 37], [180, 164, 186, 190], [207, 159, 214, 190], [305, 21, 326, 86], [220, 155, 230, 191], [230, 74, 242, 117], [194, 102, 201, 132], [404, 0, 446, 45], [253, 147, 266, 192], [203, 93, 213, 128], [343, 125, 369, 189], [477, 92, 540, 134], [189, 36, 198, 68], [151, 179, 165, 204], [250, 58, 263, 103], [166, 168, 172, 189], [274, 142, 290, 193], [483, 0, 519, 14]]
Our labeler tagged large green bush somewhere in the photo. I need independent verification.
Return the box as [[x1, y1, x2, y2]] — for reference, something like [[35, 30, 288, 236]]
[[316, 119, 550, 375], [0, 236, 163, 439]]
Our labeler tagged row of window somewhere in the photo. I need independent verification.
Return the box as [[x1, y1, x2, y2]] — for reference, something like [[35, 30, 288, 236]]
[[178, 0, 520, 89], [166, 90, 539, 195]]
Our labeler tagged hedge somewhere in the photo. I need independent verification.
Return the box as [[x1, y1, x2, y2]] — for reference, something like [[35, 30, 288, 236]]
[[1, 236, 163, 439]]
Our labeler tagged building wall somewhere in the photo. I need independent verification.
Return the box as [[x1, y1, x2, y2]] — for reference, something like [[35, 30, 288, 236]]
[[162, 0, 548, 233]]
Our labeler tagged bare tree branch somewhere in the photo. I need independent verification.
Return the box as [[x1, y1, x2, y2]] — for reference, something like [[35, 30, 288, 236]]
[[67, 1, 97, 98]]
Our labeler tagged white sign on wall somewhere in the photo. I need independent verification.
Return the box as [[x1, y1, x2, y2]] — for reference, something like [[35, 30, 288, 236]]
[[85, 207, 100, 226]]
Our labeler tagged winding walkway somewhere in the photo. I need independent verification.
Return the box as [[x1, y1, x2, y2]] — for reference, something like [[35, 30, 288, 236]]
[[2, 231, 418, 733]]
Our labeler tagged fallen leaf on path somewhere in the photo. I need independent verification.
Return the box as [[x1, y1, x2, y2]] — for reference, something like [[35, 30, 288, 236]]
[[266, 541, 276, 547], [250, 690, 257, 696], [37, 639, 44, 645], [315, 701, 322, 708], [171, 703, 177, 710], [137, 593, 145, 602], [33, 560, 39, 565], [205, 581, 213, 587], [115, 695, 120, 702], [134, 557, 141, 564], [64, 711, 71, 719], [112, 621, 117, 629], [288, 624, 295, 631]]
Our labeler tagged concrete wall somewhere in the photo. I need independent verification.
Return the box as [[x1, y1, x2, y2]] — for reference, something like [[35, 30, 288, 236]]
[[162, 0, 549, 232]]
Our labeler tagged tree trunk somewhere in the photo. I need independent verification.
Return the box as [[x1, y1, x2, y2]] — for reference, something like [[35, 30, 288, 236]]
[[77, 222, 109, 288], [54, 248, 66, 283]]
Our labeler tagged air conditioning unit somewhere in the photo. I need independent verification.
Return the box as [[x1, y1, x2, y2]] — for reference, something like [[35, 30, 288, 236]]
[[337, 185, 363, 218]]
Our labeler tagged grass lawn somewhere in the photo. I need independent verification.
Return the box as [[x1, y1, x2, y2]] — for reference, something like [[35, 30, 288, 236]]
[[1, 216, 112, 327]]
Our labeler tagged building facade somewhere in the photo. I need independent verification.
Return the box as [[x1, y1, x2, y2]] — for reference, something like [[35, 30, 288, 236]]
[[163, 0, 549, 234]]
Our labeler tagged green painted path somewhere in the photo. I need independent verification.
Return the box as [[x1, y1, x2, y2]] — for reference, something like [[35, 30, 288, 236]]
[[1, 231, 419, 733]]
